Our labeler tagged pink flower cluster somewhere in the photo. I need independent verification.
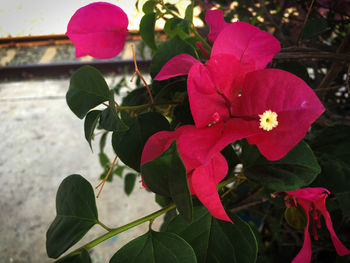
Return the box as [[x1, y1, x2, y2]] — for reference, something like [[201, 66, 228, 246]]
[[66, 4, 348, 262], [142, 9, 325, 221]]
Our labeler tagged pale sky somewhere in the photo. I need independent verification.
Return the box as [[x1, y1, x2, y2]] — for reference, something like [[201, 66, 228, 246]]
[[0, 0, 201, 38]]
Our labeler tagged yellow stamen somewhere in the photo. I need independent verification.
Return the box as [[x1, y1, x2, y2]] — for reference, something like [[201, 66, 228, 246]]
[[259, 110, 278, 131]]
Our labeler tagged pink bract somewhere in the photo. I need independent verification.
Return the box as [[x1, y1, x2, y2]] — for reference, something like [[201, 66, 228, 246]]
[[285, 188, 350, 263], [66, 2, 128, 59], [141, 125, 231, 222], [205, 9, 228, 43]]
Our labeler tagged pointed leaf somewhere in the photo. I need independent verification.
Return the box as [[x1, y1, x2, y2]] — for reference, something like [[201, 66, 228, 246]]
[[66, 66, 110, 119], [140, 13, 157, 50], [142, 0, 157, 14], [84, 110, 102, 150], [124, 173, 137, 195], [109, 230, 197, 263], [184, 3, 194, 23], [242, 140, 321, 191], [112, 112, 170, 172], [167, 206, 258, 263], [46, 175, 98, 258]]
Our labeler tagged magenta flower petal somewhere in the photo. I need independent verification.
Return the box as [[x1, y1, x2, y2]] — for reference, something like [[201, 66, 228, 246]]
[[235, 69, 325, 160], [153, 54, 201, 81], [314, 197, 350, 256], [66, 2, 128, 59], [205, 9, 229, 43], [211, 22, 280, 70], [291, 200, 312, 263], [191, 152, 231, 222], [187, 55, 245, 128]]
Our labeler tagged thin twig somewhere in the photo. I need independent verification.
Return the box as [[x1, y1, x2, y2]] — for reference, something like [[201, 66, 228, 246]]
[[96, 155, 118, 198], [130, 44, 154, 104], [297, 0, 316, 46]]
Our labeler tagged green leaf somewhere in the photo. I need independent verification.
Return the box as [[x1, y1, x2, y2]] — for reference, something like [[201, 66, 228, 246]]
[[98, 152, 110, 168], [140, 13, 157, 51], [124, 173, 137, 195], [57, 249, 92, 263], [142, 142, 193, 221], [284, 206, 307, 230], [46, 174, 98, 258], [99, 90, 128, 132], [66, 66, 110, 119], [142, 0, 157, 14], [99, 132, 108, 153], [242, 140, 321, 191], [109, 230, 197, 263], [112, 112, 170, 172], [167, 206, 258, 263], [301, 17, 329, 40], [184, 2, 194, 23], [150, 36, 196, 78], [84, 110, 102, 150], [164, 18, 190, 39]]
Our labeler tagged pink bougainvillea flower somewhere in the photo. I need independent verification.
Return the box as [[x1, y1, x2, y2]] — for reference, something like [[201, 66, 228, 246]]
[[141, 124, 232, 222], [283, 188, 350, 263], [189, 67, 325, 161], [66, 2, 128, 59]]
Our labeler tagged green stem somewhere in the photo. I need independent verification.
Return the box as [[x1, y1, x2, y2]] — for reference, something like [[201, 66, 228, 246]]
[[116, 101, 181, 111], [54, 203, 176, 262]]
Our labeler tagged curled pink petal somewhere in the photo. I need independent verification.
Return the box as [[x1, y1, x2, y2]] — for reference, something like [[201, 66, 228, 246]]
[[191, 153, 231, 222], [314, 196, 350, 256], [292, 200, 312, 263], [212, 22, 280, 70], [187, 63, 231, 128], [66, 2, 128, 59], [285, 188, 330, 202], [153, 54, 201, 81], [205, 9, 229, 43]]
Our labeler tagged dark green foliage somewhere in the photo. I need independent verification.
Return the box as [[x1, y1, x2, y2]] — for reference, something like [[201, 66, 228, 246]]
[[242, 140, 321, 191], [84, 110, 102, 150], [140, 13, 157, 50], [109, 230, 197, 263], [112, 112, 170, 171], [142, 142, 193, 221], [167, 206, 258, 263], [124, 173, 137, 195], [46, 175, 98, 258]]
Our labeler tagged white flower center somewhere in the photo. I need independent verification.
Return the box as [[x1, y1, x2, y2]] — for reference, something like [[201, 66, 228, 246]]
[[259, 110, 278, 131]]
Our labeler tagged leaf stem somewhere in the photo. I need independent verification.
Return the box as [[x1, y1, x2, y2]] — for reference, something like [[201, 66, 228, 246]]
[[54, 203, 176, 262], [97, 220, 112, 232], [116, 101, 181, 112]]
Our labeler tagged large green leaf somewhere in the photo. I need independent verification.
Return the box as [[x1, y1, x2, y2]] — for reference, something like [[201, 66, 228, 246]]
[[140, 12, 157, 51], [84, 110, 102, 150], [167, 206, 258, 263], [242, 140, 321, 191], [142, 141, 193, 221], [109, 230, 197, 263], [57, 249, 92, 263], [46, 174, 98, 258], [112, 112, 170, 172], [66, 66, 110, 119], [311, 125, 350, 195], [150, 36, 196, 78]]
